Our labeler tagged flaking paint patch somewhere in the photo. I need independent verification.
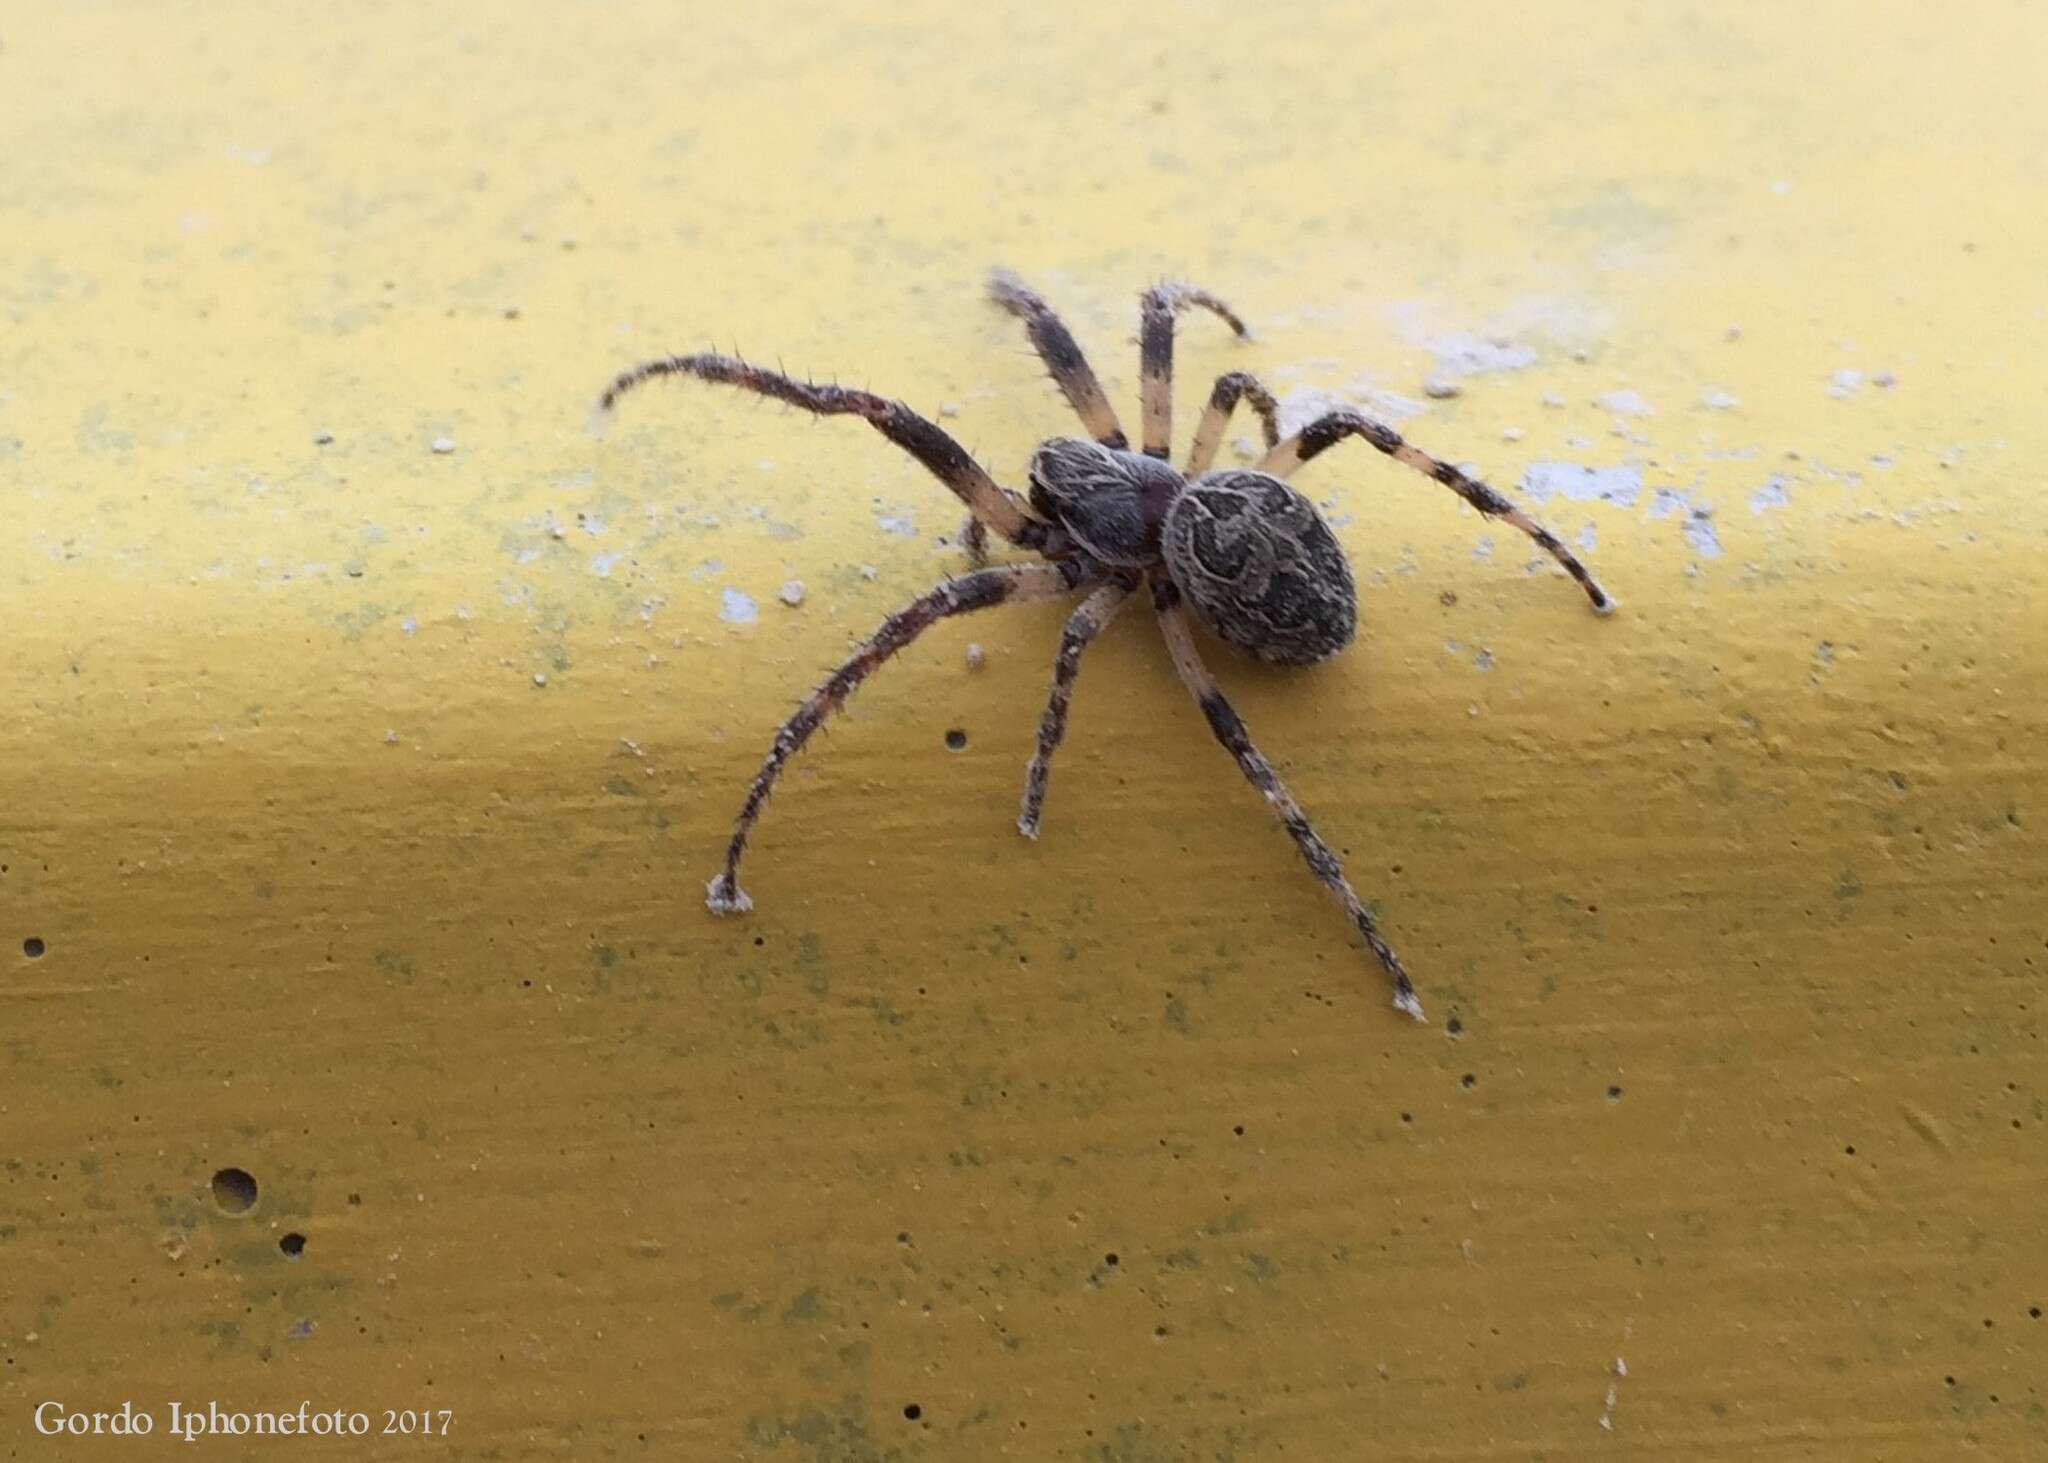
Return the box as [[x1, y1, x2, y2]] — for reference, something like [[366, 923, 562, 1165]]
[[1519, 462, 1642, 507], [1594, 390, 1654, 417], [1748, 477, 1792, 515], [1425, 332, 1538, 378], [1647, 487, 1693, 520], [1644, 485, 1723, 556], [719, 587, 758, 624], [1682, 508, 1723, 557], [1273, 384, 1423, 437]]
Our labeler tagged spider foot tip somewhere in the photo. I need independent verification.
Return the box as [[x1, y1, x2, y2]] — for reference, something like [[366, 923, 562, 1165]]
[[1393, 988, 1428, 1023], [1591, 592, 1619, 618], [585, 401, 617, 438], [705, 873, 754, 915], [1015, 814, 1040, 841]]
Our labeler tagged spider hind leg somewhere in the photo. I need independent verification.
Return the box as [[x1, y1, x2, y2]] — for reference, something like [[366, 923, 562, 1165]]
[[1151, 576, 1426, 1021]]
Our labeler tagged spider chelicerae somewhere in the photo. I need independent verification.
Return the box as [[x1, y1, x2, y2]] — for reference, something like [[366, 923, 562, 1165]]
[[597, 271, 1614, 1022]]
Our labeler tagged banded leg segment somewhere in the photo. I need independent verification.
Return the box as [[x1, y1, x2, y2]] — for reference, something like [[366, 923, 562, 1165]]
[[987, 270, 1128, 449], [599, 352, 1056, 553], [707, 562, 1091, 914], [1260, 409, 1615, 614], [1017, 576, 1137, 840], [958, 514, 990, 569], [1184, 371, 1282, 477], [1151, 577, 1426, 1022], [1139, 282, 1252, 460]]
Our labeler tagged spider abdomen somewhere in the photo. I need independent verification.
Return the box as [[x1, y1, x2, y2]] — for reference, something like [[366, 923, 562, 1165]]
[[1162, 470, 1357, 665]]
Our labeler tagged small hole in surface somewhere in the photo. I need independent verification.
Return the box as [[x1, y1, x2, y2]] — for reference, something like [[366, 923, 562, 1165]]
[[210, 1168, 259, 1214], [943, 728, 968, 751], [1460, 1074, 1476, 1089], [22, 937, 45, 959], [1607, 1085, 1623, 1100], [279, 1232, 306, 1259], [902, 1403, 922, 1422], [1103, 1252, 1119, 1267]]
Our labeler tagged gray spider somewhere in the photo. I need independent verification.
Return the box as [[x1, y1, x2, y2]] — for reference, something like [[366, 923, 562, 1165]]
[[596, 271, 1613, 1022]]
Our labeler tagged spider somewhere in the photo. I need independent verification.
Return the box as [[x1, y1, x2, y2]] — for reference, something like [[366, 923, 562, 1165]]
[[596, 271, 1613, 1022]]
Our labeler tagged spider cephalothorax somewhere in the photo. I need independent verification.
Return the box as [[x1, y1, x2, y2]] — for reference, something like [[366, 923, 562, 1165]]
[[597, 271, 1613, 1022]]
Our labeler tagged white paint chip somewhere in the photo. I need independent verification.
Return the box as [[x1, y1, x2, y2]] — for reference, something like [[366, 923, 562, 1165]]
[[1519, 462, 1642, 507], [778, 580, 806, 607], [1595, 390, 1654, 417], [431, 436, 457, 454], [1748, 477, 1791, 515], [718, 587, 758, 624]]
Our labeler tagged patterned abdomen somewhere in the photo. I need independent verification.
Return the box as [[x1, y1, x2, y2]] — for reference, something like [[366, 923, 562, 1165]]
[[1161, 471, 1357, 665]]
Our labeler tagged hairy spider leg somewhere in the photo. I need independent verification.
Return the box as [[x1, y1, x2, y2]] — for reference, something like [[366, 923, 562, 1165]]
[[987, 270, 1128, 449], [598, 352, 1058, 553], [1184, 370, 1282, 477], [1138, 282, 1252, 461], [706, 562, 1094, 915], [1150, 576, 1426, 1022], [1260, 409, 1615, 614], [1017, 575, 1139, 840], [958, 514, 991, 569]]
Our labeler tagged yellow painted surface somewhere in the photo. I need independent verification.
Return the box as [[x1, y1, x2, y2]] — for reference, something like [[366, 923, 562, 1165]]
[[3, 2, 2044, 1457]]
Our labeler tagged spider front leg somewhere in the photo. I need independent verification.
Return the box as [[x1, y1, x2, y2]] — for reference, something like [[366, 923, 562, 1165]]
[[988, 269, 1129, 449], [1261, 409, 1615, 614], [1018, 575, 1138, 839], [598, 351, 1060, 554], [1150, 576, 1426, 1022], [1184, 371, 1282, 477], [1139, 281, 1252, 460], [707, 561, 1094, 914]]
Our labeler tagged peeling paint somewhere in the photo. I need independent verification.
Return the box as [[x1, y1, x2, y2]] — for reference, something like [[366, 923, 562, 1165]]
[[1519, 462, 1642, 507], [1682, 508, 1723, 557], [1647, 487, 1693, 520], [1747, 477, 1791, 515], [718, 587, 758, 624], [1595, 389, 1653, 417]]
